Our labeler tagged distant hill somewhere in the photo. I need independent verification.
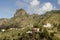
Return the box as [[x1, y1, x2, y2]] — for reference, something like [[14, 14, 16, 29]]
[[41, 10, 60, 27], [0, 9, 60, 29]]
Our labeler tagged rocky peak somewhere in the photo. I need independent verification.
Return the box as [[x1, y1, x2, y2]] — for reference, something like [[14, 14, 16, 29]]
[[14, 8, 27, 16]]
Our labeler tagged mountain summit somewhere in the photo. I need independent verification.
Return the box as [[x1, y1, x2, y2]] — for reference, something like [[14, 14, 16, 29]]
[[14, 8, 27, 16]]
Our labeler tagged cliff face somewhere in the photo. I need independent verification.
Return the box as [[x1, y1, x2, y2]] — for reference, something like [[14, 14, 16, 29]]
[[14, 8, 28, 17]]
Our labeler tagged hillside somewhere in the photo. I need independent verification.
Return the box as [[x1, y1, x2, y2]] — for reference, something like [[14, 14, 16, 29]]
[[0, 9, 60, 40]]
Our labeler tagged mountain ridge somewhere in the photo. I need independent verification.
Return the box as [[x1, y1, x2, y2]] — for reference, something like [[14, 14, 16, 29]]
[[0, 9, 60, 29]]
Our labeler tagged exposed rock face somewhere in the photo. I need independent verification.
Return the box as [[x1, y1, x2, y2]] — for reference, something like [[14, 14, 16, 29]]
[[14, 8, 27, 16]]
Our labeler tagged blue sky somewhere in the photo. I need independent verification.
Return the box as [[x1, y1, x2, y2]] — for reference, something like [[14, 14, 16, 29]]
[[0, 0, 60, 18]]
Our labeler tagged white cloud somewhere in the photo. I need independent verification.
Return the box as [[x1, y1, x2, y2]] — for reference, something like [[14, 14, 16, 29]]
[[27, 0, 40, 14], [23, 0, 32, 3], [30, 0, 40, 7], [15, 0, 29, 8], [15, 0, 56, 15], [41, 2, 53, 11], [36, 2, 54, 14], [15, 0, 40, 14], [58, 0, 60, 4]]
